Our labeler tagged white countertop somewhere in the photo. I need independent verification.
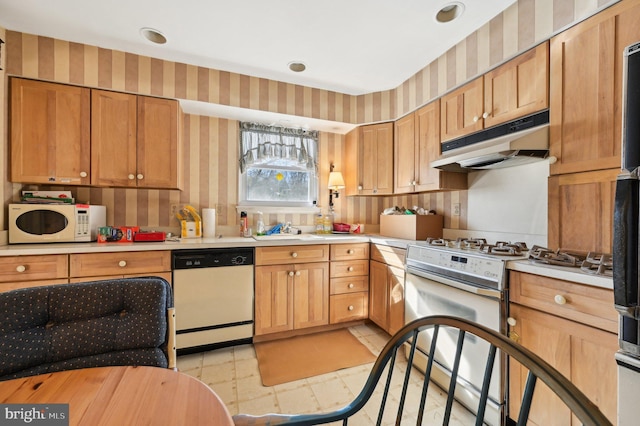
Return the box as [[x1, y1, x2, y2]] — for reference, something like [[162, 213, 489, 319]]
[[507, 259, 613, 290]]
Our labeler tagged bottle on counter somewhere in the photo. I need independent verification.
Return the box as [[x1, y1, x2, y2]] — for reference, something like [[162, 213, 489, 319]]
[[240, 211, 248, 236], [315, 212, 324, 234], [323, 211, 334, 234], [256, 211, 265, 235]]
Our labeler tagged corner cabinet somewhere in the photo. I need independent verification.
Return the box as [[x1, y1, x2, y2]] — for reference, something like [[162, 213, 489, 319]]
[[394, 100, 467, 193], [10, 78, 91, 185], [549, 0, 640, 175], [368, 244, 406, 335], [344, 122, 394, 196], [508, 271, 617, 425], [254, 245, 330, 336], [92, 91, 182, 189]]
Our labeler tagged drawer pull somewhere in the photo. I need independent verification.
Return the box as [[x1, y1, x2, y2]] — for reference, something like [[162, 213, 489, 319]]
[[295, 271, 301, 277], [347, 266, 354, 272], [137, 173, 144, 180], [128, 174, 135, 180], [348, 283, 354, 289], [80, 171, 88, 178], [554, 294, 567, 305], [288, 271, 294, 277], [118, 260, 127, 268], [16, 265, 26, 273], [507, 317, 517, 327], [291, 252, 298, 258], [347, 249, 354, 254], [348, 305, 354, 311]]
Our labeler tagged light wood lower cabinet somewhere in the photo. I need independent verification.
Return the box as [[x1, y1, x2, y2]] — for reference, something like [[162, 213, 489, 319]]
[[254, 245, 330, 336], [69, 251, 172, 283], [508, 271, 617, 425], [369, 244, 406, 335], [329, 243, 369, 324], [0, 254, 69, 292]]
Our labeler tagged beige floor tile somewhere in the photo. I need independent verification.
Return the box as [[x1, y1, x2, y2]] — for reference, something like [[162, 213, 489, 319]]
[[233, 343, 256, 361], [207, 380, 237, 408], [201, 361, 235, 385], [275, 385, 321, 414], [237, 393, 279, 416], [176, 352, 203, 371], [202, 347, 234, 366], [236, 373, 275, 402], [235, 356, 260, 380], [310, 378, 355, 410]]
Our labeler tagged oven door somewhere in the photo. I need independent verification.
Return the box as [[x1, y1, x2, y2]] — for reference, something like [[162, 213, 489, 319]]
[[404, 266, 504, 426]]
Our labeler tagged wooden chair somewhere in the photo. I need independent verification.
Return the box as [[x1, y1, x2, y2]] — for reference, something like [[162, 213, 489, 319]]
[[233, 315, 612, 426], [0, 277, 176, 381]]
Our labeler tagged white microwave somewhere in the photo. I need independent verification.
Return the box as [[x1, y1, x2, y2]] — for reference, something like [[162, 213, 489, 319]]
[[8, 204, 107, 244]]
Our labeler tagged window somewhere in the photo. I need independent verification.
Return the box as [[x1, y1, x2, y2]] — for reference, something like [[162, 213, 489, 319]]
[[239, 122, 319, 208]]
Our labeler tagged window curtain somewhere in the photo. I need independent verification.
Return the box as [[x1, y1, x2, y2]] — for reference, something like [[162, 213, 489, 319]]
[[239, 122, 318, 173]]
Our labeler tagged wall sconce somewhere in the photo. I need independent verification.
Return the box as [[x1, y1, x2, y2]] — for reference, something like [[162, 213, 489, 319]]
[[328, 164, 345, 211]]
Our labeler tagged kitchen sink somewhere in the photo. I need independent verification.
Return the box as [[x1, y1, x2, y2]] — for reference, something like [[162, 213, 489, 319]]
[[252, 234, 324, 241]]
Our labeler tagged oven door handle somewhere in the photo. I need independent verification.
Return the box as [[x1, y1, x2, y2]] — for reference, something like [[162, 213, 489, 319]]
[[406, 267, 502, 300]]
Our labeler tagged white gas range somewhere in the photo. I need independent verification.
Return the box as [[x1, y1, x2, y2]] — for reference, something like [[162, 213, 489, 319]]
[[404, 237, 529, 426]]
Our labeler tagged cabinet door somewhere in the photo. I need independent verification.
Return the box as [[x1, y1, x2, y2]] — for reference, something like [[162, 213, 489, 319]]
[[547, 168, 617, 253], [292, 262, 329, 329], [387, 265, 405, 336], [440, 77, 484, 142], [508, 304, 617, 425], [10, 78, 90, 185], [369, 260, 389, 330], [344, 127, 361, 196], [414, 100, 467, 192], [360, 123, 394, 195], [549, 10, 622, 174], [137, 96, 182, 189], [91, 89, 138, 187], [394, 113, 416, 194], [255, 265, 294, 335]]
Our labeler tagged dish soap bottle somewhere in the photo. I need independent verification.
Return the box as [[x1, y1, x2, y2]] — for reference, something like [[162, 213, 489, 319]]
[[256, 211, 265, 236]]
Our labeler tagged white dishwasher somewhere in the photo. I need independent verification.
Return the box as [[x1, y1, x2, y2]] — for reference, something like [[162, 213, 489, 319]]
[[172, 248, 254, 354]]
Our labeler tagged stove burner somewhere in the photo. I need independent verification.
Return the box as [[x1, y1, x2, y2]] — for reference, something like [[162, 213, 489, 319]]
[[479, 242, 526, 256], [528, 245, 587, 266], [580, 252, 613, 276]]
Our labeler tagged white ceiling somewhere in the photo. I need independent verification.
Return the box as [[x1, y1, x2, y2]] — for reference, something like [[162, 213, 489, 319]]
[[0, 0, 517, 131]]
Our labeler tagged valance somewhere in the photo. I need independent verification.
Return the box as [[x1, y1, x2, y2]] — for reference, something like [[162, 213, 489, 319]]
[[239, 122, 318, 173]]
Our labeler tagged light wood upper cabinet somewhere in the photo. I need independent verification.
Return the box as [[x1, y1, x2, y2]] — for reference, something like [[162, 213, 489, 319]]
[[483, 42, 549, 128], [92, 92, 182, 189], [10, 78, 91, 185], [440, 43, 549, 144], [549, 1, 640, 175], [91, 89, 138, 187], [440, 77, 484, 143], [395, 100, 467, 194], [345, 122, 393, 196]]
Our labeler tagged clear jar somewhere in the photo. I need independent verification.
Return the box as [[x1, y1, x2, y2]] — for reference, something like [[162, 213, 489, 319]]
[[322, 212, 333, 234], [315, 213, 324, 234]]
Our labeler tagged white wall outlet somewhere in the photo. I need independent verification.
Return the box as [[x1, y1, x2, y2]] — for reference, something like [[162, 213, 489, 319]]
[[453, 203, 461, 216]]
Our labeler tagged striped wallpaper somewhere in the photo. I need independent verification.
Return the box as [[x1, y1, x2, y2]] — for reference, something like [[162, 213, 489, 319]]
[[0, 0, 618, 235]]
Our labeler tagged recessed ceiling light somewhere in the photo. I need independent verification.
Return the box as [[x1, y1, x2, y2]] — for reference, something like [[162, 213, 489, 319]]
[[436, 2, 465, 23], [288, 62, 306, 73], [140, 27, 167, 45]]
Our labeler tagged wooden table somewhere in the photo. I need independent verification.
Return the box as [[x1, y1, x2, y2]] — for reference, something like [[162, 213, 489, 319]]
[[0, 366, 234, 425]]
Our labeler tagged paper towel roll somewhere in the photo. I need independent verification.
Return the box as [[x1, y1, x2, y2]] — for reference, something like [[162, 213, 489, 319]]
[[202, 208, 216, 238]]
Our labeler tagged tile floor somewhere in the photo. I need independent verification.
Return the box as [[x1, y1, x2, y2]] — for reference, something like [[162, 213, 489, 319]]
[[177, 323, 476, 425]]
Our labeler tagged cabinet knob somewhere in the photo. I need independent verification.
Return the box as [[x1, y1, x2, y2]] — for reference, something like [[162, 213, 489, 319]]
[[118, 260, 127, 268], [473, 115, 479, 123], [347, 249, 354, 254], [411, 180, 416, 185], [347, 266, 354, 272], [507, 317, 517, 327], [554, 294, 567, 305], [80, 171, 88, 178], [348, 305, 354, 311], [137, 174, 144, 180], [295, 271, 301, 277], [288, 271, 294, 277], [15, 265, 26, 273], [128, 174, 135, 180], [291, 252, 298, 258], [373, 189, 378, 194], [358, 185, 363, 191], [348, 283, 354, 289], [482, 112, 490, 119]]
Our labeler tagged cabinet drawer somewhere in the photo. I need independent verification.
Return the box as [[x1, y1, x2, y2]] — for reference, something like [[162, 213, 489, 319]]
[[330, 260, 369, 278], [330, 243, 370, 260], [0, 255, 68, 283], [330, 276, 369, 295], [256, 245, 329, 265], [330, 292, 368, 323], [69, 271, 172, 284], [70, 251, 171, 278], [0, 279, 69, 293], [370, 244, 406, 268], [509, 271, 617, 333]]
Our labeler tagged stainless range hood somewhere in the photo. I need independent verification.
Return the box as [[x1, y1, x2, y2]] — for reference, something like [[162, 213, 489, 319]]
[[430, 110, 549, 172]]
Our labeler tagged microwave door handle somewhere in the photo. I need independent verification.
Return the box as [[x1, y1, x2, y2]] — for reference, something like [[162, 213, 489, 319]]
[[613, 175, 639, 317]]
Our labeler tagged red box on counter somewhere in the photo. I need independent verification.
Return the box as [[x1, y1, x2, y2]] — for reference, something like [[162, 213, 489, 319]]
[[98, 226, 139, 243]]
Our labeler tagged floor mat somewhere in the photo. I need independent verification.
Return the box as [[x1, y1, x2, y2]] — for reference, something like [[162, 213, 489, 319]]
[[254, 329, 377, 386]]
